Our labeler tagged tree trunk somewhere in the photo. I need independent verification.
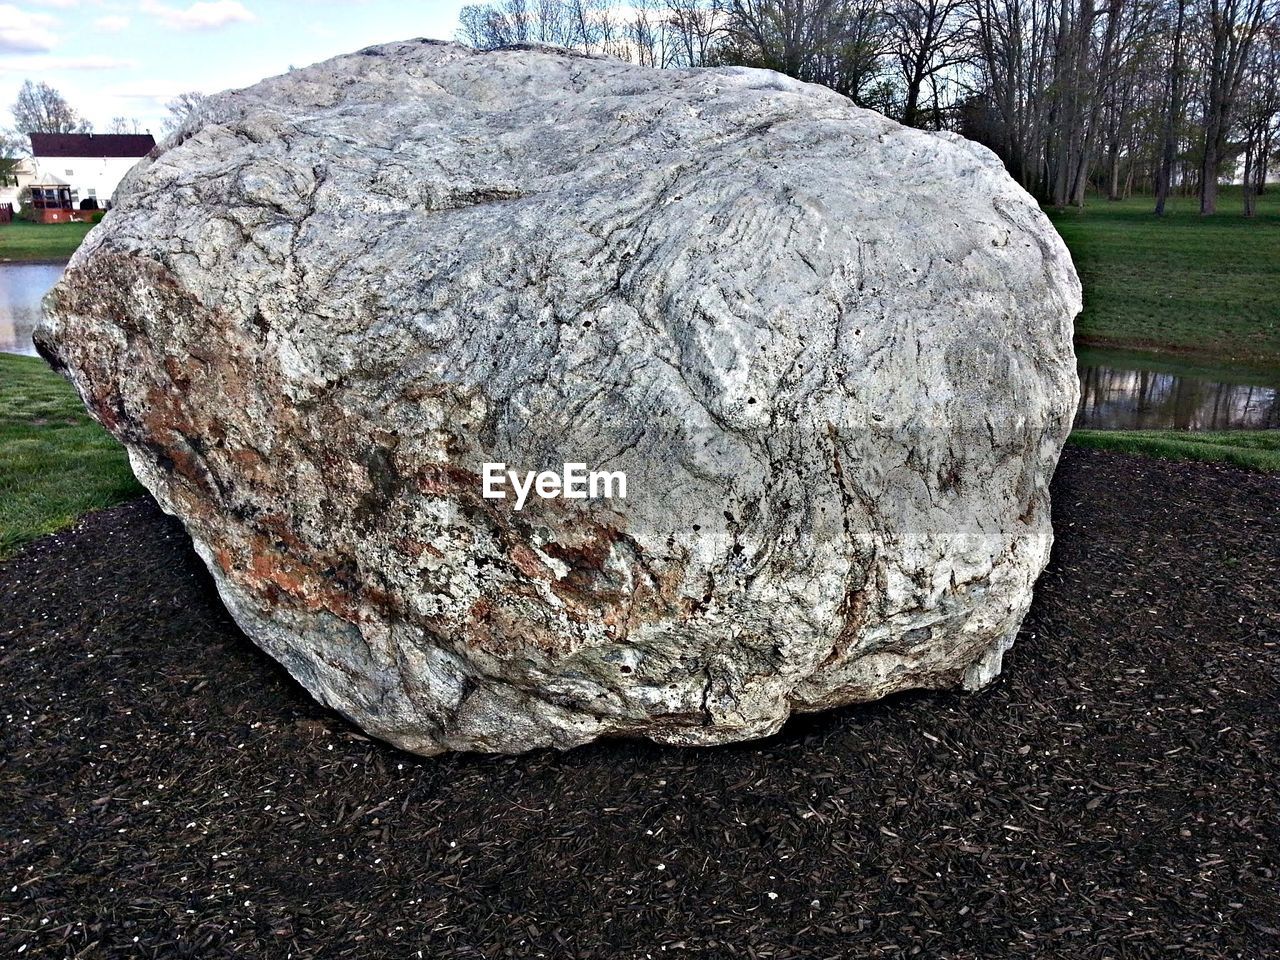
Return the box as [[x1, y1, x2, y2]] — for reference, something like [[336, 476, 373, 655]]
[[1155, 0, 1187, 217], [1108, 139, 1122, 200], [1069, 0, 1123, 207], [1242, 136, 1256, 217], [903, 67, 923, 127], [1199, 0, 1267, 216], [1258, 120, 1274, 194], [1049, 0, 1076, 207], [1200, 121, 1221, 215]]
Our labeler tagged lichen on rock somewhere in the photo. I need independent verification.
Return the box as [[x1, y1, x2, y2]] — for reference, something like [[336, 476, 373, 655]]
[[37, 39, 1081, 756]]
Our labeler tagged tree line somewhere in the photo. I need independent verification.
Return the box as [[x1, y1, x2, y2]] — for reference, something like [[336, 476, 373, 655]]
[[1, 80, 211, 193], [457, 0, 1280, 216], [1, 81, 205, 168]]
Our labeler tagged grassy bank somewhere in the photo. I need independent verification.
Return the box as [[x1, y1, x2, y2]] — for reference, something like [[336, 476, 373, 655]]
[[1069, 428, 1280, 472], [0, 354, 141, 559], [1047, 188, 1280, 370], [1075, 344, 1280, 388], [0, 222, 92, 262]]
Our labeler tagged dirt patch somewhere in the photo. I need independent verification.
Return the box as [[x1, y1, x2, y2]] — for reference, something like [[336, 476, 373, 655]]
[[1, 448, 1277, 959]]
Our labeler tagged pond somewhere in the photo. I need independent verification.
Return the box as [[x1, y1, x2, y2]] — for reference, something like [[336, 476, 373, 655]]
[[0, 262, 63, 358], [1075, 348, 1280, 431], [2, 262, 1277, 432]]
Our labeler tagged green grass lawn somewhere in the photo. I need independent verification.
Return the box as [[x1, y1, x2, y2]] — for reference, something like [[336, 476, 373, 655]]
[[0, 353, 142, 560], [1047, 187, 1280, 370], [1069, 428, 1280, 472], [1075, 344, 1280, 388], [0, 221, 93, 262]]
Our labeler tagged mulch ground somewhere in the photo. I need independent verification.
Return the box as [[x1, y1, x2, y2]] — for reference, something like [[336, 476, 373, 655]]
[[2, 447, 1278, 959]]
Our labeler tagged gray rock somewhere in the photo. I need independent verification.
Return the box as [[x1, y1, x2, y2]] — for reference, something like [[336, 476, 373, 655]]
[[37, 40, 1081, 755]]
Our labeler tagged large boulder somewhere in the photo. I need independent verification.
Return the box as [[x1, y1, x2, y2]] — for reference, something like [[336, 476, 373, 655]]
[[38, 40, 1080, 755]]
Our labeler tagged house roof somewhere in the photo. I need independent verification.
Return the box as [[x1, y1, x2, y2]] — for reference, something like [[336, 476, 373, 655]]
[[29, 133, 156, 159]]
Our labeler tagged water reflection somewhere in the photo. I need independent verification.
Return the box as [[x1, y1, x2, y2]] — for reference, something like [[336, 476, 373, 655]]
[[0, 262, 63, 358], [1075, 358, 1280, 430]]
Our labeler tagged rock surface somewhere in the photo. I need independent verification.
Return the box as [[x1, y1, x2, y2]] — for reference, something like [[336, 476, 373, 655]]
[[38, 40, 1081, 756]]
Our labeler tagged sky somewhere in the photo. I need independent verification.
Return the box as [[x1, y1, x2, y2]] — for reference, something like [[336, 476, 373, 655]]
[[0, 0, 473, 137]]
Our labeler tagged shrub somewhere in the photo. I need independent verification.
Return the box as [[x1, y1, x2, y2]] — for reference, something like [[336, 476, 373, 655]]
[[15, 186, 36, 222]]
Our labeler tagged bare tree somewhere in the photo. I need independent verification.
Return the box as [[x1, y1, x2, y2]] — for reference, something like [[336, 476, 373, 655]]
[[458, 0, 560, 48], [0, 127, 25, 188], [0, 127, 26, 159], [1153, 0, 1189, 213], [449, 0, 1279, 218], [1197, 0, 1268, 214], [626, 0, 665, 65], [666, 0, 724, 65], [1042, 0, 1129, 207], [966, 0, 1058, 191], [106, 116, 144, 135], [717, 0, 889, 103], [11, 80, 92, 135], [1097, 0, 1161, 199], [887, 0, 969, 126], [621, 0, 721, 66], [458, 0, 631, 53], [161, 92, 209, 137], [457, 1, 528, 48], [1238, 23, 1279, 214]]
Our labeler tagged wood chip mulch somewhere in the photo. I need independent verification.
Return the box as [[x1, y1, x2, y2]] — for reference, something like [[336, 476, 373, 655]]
[[1, 447, 1278, 959]]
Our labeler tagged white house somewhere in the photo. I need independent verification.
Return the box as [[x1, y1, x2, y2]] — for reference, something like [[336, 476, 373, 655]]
[[0, 157, 36, 218], [25, 132, 155, 222]]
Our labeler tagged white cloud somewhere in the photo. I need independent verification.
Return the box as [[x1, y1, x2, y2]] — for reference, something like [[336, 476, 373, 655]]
[[28, 0, 79, 8], [54, 80, 204, 134], [140, 0, 256, 31], [0, 55, 138, 72], [94, 14, 131, 31], [111, 88, 182, 106], [0, 6, 59, 53], [106, 80, 212, 107]]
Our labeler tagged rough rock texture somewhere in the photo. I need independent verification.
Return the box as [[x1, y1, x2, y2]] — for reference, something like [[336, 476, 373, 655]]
[[37, 40, 1081, 756]]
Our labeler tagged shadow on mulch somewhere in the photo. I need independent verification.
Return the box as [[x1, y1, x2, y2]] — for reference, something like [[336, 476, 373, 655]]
[[1, 447, 1278, 959]]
